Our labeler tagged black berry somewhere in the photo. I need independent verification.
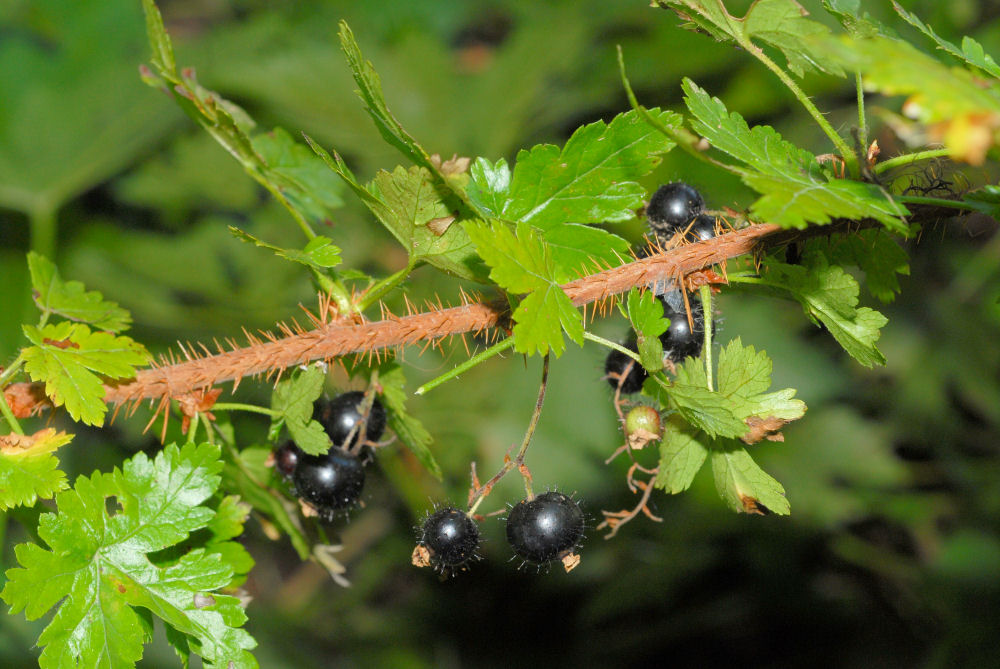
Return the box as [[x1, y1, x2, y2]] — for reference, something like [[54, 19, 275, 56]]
[[273, 441, 302, 480], [659, 290, 705, 361], [506, 491, 585, 565], [646, 182, 704, 237], [418, 507, 481, 570], [315, 391, 387, 448], [292, 447, 366, 517], [683, 213, 717, 243], [604, 335, 647, 394]]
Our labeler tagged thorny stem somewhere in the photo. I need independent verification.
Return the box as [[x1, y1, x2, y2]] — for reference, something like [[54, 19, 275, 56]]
[[467, 355, 550, 514]]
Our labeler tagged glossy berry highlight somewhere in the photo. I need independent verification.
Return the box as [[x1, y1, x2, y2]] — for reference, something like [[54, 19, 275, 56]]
[[292, 447, 366, 518], [506, 491, 585, 565], [646, 182, 704, 237], [418, 507, 481, 571], [273, 441, 302, 480], [604, 335, 647, 394], [315, 391, 387, 448], [683, 213, 717, 243]]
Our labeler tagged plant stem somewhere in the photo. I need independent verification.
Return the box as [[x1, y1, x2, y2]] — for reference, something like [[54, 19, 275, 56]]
[[415, 337, 515, 395], [874, 148, 953, 175], [897, 195, 979, 211], [0, 391, 24, 435], [741, 41, 856, 174], [700, 285, 714, 393], [0, 353, 26, 388], [29, 203, 58, 260], [212, 402, 280, 416], [583, 331, 641, 363], [468, 355, 550, 513], [357, 262, 415, 312], [856, 72, 868, 151]]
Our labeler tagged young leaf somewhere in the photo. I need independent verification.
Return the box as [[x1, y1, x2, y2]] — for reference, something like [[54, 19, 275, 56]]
[[499, 109, 679, 227], [804, 229, 910, 302], [715, 338, 807, 435], [893, 3, 1000, 79], [270, 365, 331, 456], [250, 127, 345, 224], [28, 252, 131, 332], [337, 21, 471, 207], [376, 361, 442, 480], [765, 254, 889, 367], [654, 418, 709, 493], [230, 228, 342, 270], [464, 220, 583, 356], [682, 79, 909, 231], [1, 442, 258, 668], [711, 446, 790, 515], [21, 322, 151, 426], [0, 428, 71, 510], [658, 0, 844, 77], [466, 157, 511, 218], [625, 289, 669, 372]]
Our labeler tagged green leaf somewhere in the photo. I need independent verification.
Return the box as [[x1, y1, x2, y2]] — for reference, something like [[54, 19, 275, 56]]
[[230, 228, 342, 270], [337, 21, 470, 207], [250, 127, 345, 224], [141, 0, 175, 75], [466, 157, 511, 218], [0, 429, 71, 510], [1, 443, 258, 668], [765, 253, 889, 367], [654, 419, 709, 493], [625, 289, 668, 372], [500, 109, 679, 227], [270, 365, 331, 456], [659, 0, 844, 76], [376, 362, 441, 480], [715, 338, 807, 429], [804, 229, 910, 302], [464, 220, 583, 356], [893, 3, 1000, 79], [22, 322, 151, 426], [28, 252, 132, 332], [682, 79, 909, 231], [711, 446, 790, 515], [661, 381, 748, 438]]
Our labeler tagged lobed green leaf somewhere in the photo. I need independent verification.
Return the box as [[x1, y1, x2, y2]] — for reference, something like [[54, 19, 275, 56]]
[[1, 443, 257, 668], [711, 446, 790, 515], [0, 429, 71, 510], [230, 228, 342, 271], [654, 418, 709, 493], [28, 252, 132, 332], [270, 365, 331, 456]]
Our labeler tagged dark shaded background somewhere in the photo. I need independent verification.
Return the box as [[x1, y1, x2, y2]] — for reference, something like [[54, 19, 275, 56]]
[[2, 1, 1000, 666]]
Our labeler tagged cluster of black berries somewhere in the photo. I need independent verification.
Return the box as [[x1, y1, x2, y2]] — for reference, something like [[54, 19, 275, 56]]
[[604, 182, 714, 394], [273, 391, 387, 521], [414, 491, 585, 575]]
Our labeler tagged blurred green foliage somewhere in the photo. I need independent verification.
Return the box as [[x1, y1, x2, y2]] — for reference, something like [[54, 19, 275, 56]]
[[2, 0, 1000, 666]]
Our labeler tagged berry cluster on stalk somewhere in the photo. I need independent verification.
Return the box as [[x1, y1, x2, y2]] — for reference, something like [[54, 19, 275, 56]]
[[273, 390, 386, 522]]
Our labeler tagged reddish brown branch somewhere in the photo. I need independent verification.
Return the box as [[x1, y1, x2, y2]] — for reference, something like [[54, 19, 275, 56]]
[[7, 223, 782, 413]]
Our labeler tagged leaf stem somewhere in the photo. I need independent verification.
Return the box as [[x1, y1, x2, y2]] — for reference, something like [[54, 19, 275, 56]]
[[357, 262, 415, 312], [897, 195, 979, 211], [700, 285, 714, 393], [740, 41, 855, 175], [583, 331, 641, 363], [467, 354, 549, 513], [856, 72, 868, 151], [0, 354, 26, 388], [874, 148, 953, 175], [0, 391, 24, 436], [212, 402, 280, 417], [415, 337, 514, 395]]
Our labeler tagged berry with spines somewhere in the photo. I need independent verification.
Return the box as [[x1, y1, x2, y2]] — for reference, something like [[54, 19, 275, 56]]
[[273, 441, 302, 480], [292, 447, 366, 520], [506, 491, 585, 569], [604, 334, 647, 394], [315, 390, 387, 449], [683, 213, 717, 243], [646, 182, 705, 238], [659, 290, 705, 362], [414, 506, 482, 574]]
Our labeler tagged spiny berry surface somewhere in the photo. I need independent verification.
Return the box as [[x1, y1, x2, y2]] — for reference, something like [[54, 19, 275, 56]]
[[506, 491, 585, 565], [419, 507, 481, 569]]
